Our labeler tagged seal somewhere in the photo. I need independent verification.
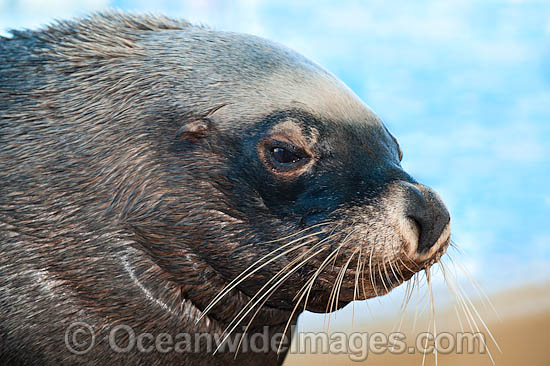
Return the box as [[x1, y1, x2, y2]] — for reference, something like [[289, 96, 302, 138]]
[[0, 12, 451, 366]]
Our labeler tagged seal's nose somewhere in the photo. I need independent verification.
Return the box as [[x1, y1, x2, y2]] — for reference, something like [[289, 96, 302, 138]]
[[404, 184, 450, 255]]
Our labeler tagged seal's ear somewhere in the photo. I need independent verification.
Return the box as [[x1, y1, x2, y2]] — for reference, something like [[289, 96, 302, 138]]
[[176, 118, 215, 141], [176, 104, 225, 142]]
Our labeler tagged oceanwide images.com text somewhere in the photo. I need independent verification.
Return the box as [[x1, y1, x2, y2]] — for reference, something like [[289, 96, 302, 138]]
[[65, 322, 487, 362]]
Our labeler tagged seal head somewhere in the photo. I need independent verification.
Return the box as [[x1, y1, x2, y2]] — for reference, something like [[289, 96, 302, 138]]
[[0, 13, 451, 365]]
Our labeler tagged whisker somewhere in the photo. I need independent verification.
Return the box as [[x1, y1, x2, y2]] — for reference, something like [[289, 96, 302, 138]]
[[449, 239, 464, 253], [391, 279, 412, 352], [447, 251, 501, 321], [443, 264, 476, 332], [454, 305, 465, 333], [438, 261, 466, 334], [378, 259, 389, 294], [281, 234, 357, 354], [326, 248, 359, 332], [197, 223, 332, 322], [295, 245, 341, 304], [325, 257, 348, 329], [216, 244, 328, 354], [368, 246, 378, 297], [382, 258, 391, 288], [303, 245, 342, 312], [456, 279, 502, 353], [445, 252, 502, 353], [441, 262, 497, 365], [221, 233, 337, 338], [388, 259, 400, 282], [320, 228, 357, 328], [456, 286, 496, 364], [426, 267, 438, 366], [421, 300, 431, 366], [400, 250, 422, 272], [401, 260, 416, 306], [232, 229, 344, 342], [360, 256, 368, 301], [411, 282, 421, 331], [352, 248, 362, 326], [293, 228, 357, 303], [277, 243, 351, 355], [334, 249, 357, 314], [207, 235, 319, 324]]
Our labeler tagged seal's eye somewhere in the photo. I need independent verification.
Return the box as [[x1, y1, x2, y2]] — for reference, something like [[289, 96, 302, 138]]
[[262, 141, 309, 173], [272, 147, 300, 165]]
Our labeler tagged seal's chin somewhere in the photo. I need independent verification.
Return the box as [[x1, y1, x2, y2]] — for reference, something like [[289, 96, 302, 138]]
[[303, 269, 413, 314]]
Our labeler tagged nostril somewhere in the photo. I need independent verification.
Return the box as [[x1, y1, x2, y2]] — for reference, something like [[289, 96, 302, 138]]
[[407, 215, 422, 243], [406, 212, 430, 253], [403, 184, 450, 255]]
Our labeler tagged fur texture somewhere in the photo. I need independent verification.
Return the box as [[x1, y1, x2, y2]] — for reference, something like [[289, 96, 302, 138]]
[[0, 12, 450, 365]]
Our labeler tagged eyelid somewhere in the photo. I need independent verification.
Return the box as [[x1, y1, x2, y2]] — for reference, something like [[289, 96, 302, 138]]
[[259, 138, 311, 174], [266, 140, 309, 159]]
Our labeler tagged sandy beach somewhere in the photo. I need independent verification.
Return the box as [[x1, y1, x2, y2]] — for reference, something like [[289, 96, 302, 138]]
[[285, 282, 550, 366]]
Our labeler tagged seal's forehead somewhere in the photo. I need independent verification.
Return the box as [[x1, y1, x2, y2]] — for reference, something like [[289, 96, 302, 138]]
[[163, 29, 383, 130], [216, 32, 381, 127], [261, 69, 380, 127]]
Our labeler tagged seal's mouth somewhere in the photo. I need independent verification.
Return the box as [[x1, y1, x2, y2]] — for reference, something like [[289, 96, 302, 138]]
[[196, 182, 451, 324], [287, 226, 451, 313], [219, 215, 453, 315]]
